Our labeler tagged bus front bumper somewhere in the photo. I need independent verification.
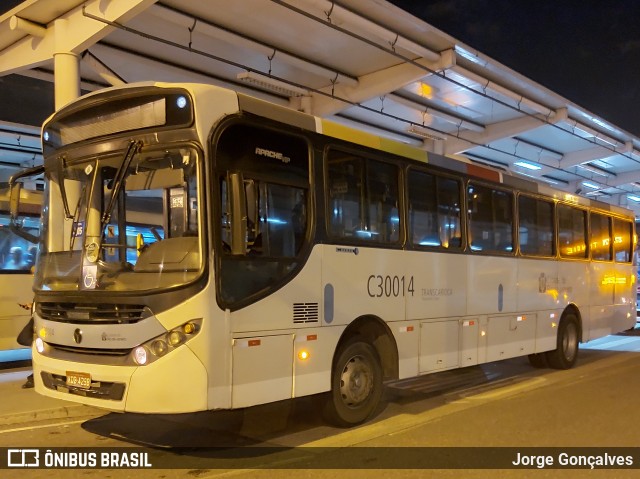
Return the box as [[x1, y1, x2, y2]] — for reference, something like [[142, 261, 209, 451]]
[[33, 344, 208, 414]]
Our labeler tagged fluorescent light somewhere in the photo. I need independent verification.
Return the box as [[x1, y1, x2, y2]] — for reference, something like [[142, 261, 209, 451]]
[[582, 181, 600, 189], [514, 160, 542, 171], [628, 195, 640, 202], [576, 163, 612, 177], [237, 72, 309, 97], [406, 125, 447, 141]]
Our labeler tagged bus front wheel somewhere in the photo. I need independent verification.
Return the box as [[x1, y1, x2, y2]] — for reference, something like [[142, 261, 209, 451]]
[[546, 313, 580, 369], [322, 339, 383, 427]]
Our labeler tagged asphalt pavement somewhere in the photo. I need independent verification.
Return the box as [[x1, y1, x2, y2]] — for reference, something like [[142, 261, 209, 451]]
[[0, 364, 101, 426]]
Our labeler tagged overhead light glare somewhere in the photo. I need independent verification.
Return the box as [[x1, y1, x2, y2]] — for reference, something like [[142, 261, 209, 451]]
[[513, 160, 542, 171], [628, 195, 640, 203], [577, 163, 612, 177], [542, 174, 569, 185], [237, 72, 309, 97], [582, 181, 600, 189], [407, 125, 446, 141]]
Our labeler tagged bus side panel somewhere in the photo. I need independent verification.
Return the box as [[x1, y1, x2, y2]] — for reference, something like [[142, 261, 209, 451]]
[[321, 245, 405, 325], [485, 313, 536, 361], [229, 248, 323, 334], [418, 319, 460, 373], [516, 257, 560, 352], [467, 256, 517, 315], [587, 262, 616, 340], [231, 334, 293, 408], [406, 251, 467, 320], [293, 325, 344, 397], [557, 261, 590, 335], [405, 250, 466, 379], [516, 258, 558, 311], [613, 262, 636, 332], [227, 247, 326, 406]]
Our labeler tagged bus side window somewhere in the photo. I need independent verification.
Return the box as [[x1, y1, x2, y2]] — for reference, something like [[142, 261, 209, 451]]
[[327, 150, 399, 244], [438, 177, 462, 249], [558, 204, 587, 259], [590, 213, 612, 261], [408, 169, 462, 249], [613, 218, 633, 263], [468, 183, 513, 253], [408, 169, 438, 247], [518, 195, 554, 257], [0, 211, 40, 272]]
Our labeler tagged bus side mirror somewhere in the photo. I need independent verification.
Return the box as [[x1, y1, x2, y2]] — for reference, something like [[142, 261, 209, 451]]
[[229, 172, 247, 255], [8, 165, 44, 244], [9, 181, 22, 221]]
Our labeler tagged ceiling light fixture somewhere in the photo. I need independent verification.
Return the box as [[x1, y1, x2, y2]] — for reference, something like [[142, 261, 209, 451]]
[[513, 160, 542, 171], [406, 125, 447, 141], [237, 72, 309, 97], [576, 163, 613, 177]]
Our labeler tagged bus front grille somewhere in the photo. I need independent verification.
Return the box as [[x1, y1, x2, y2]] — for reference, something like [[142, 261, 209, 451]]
[[49, 343, 131, 357], [37, 302, 150, 324]]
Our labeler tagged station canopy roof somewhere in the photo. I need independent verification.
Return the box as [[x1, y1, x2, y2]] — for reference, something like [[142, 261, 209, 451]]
[[2, 0, 640, 216]]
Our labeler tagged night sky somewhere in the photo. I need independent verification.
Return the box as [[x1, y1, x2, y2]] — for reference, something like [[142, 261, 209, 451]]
[[389, 0, 640, 137]]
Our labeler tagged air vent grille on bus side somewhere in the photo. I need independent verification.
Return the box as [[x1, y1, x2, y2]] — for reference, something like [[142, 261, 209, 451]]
[[37, 303, 150, 324], [293, 303, 319, 323]]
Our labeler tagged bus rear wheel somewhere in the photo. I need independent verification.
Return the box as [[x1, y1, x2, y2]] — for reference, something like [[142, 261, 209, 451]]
[[546, 313, 580, 369], [322, 339, 383, 427]]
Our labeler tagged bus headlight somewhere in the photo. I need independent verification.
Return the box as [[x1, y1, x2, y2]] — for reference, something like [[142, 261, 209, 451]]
[[35, 337, 45, 354], [151, 339, 168, 356], [167, 330, 186, 347], [133, 346, 148, 365], [130, 319, 201, 366]]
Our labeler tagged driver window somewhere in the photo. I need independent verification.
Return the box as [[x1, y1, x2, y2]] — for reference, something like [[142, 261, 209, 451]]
[[215, 121, 311, 306]]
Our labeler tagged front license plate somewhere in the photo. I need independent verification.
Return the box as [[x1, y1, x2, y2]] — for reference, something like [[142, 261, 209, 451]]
[[66, 371, 91, 389]]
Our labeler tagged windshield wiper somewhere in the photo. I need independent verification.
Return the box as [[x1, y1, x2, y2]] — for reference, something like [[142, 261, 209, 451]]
[[101, 140, 142, 232], [57, 155, 73, 219]]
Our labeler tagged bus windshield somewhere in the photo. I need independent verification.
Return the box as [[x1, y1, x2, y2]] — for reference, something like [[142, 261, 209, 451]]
[[34, 144, 201, 292]]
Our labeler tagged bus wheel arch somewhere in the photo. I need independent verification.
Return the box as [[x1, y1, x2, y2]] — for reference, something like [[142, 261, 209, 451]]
[[335, 315, 399, 382], [546, 306, 582, 369], [322, 315, 398, 426]]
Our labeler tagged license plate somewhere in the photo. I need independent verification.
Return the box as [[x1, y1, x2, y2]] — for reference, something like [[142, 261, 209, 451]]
[[66, 371, 91, 389]]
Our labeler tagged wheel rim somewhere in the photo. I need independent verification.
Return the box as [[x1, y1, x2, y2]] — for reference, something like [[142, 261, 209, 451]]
[[562, 322, 578, 362], [339, 355, 374, 408]]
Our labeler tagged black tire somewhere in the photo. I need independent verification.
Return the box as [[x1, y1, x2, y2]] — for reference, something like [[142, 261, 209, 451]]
[[527, 352, 548, 368], [322, 339, 383, 427], [546, 313, 580, 369]]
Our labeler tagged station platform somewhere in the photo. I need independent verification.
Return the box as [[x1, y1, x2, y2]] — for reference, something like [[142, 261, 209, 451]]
[[0, 365, 101, 427]]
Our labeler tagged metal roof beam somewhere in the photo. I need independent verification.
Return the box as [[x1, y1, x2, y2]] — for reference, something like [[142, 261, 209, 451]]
[[559, 147, 622, 169], [584, 169, 640, 191], [294, 0, 442, 62], [449, 66, 555, 118], [148, 3, 359, 89], [81, 50, 126, 86], [444, 114, 549, 155], [0, 0, 156, 76], [388, 94, 485, 132], [310, 49, 455, 117]]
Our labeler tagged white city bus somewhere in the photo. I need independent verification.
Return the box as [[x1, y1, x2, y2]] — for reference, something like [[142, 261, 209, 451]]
[[18, 82, 635, 426], [0, 186, 41, 353]]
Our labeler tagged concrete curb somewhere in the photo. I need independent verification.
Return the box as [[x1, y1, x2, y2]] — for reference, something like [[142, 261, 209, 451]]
[[1, 404, 103, 427]]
